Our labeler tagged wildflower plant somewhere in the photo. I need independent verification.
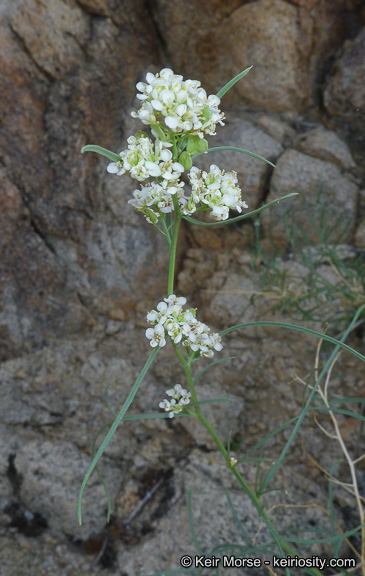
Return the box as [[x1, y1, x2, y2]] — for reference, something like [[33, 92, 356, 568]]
[[78, 67, 365, 574]]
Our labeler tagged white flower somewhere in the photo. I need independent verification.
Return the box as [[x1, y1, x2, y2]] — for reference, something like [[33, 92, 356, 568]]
[[107, 160, 125, 176], [128, 181, 188, 222], [145, 323, 166, 347], [164, 294, 187, 307], [131, 68, 225, 136], [230, 457, 238, 468], [159, 384, 191, 417], [209, 332, 223, 351], [107, 135, 185, 183], [146, 295, 223, 357], [187, 164, 248, 221]]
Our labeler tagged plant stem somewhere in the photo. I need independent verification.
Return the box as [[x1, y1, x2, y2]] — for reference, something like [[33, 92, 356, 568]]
[[167, 197, 181, 296], [166, 181, 322, 576], [172, 344, 322, 576]]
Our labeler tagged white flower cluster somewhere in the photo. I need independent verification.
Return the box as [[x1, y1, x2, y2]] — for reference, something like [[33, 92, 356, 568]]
[[128, 181, 187, 221], [131, 68, 225, 136], [159, 384, 191, 418], [146, 295, 223, 358], [104, 70, 247, 225], [107, 135, 184, 183], [186, 164, 248, 221]]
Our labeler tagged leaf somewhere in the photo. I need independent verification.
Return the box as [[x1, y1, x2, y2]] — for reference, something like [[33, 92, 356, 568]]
[[187, 398, 234, 407], [187, 135, 208, 155], [192, 145, 275, 168], [77, 346, 160, 525], [143, 209, 159, 225], [182, 193, 298, 228], [81, 145, 120, 162], [216, 66, 253, 99], [220, 318, 365, 363], [193, 356, 235, 384], [150, 122, 167, 141], [179, 151, 193, 170]]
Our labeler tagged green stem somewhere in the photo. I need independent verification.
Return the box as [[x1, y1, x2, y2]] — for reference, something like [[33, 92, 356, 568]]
[[172, 344, 322, 576], [167, 197, 181, 296], [161, 213, 172, 249]]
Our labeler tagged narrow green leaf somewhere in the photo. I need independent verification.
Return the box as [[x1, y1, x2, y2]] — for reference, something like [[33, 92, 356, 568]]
[[187, 135, 208, 155], [187, 487, 204, 555], [92, 421, 114, 522], [220, 319, 365, 363], [257, 306, 365, 493], [279, 523, 365, 545], [237, 417, 300, 463], [227, 430, 232, 460], [81, 144, 120, 162], [194, 356, 235, 384], [328, 397, 365, 404], [187, 398, 234, 407], [193, 146, 275, 168], [103, 382, 117, 416], [223, 487, 251, 544], [216, 66, 253, 99], [122, 411, 183, 421], [182, 193, 298, 228], [310, 406, 365, 422], [77, 346, 160, 525]]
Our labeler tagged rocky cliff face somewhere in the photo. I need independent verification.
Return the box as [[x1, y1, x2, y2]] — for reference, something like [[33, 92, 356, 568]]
[[1, 1, 364, 575]]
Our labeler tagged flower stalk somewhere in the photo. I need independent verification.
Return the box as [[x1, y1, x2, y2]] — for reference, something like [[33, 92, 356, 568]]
[[79, 66, 328, 575]]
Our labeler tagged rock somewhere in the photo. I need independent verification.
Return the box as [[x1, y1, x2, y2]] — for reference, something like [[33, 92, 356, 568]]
[[15, 441, 120, 540], [293, 127, 356, 170], [256, 115, 297, 147], [219, 0, 313, 111], [0, 23, 51, 196], [76, 0, 109, 16], [324, 27, 365, 135], [0, 1, 164, 361], [148, 0, 364, 114], [354, 219, 365, 249], [10, 0, 90, 80], [263, 149, 359, 246]]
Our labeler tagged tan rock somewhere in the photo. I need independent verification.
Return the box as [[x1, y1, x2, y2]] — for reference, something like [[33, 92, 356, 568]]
[[0, 24, 50, 194], [218, 0, 312, 111], [76, 0, 109, 16], [256, 115, 296, 147], [293, 127, 356, 170], [10, 0, 90, 80], [324, 27, 365, 132]]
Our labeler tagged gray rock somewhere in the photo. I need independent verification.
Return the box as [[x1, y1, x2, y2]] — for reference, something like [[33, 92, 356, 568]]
[[264, 149, 359, 245], [15, 440, 120, 540], [354, 219, 365, 249]]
